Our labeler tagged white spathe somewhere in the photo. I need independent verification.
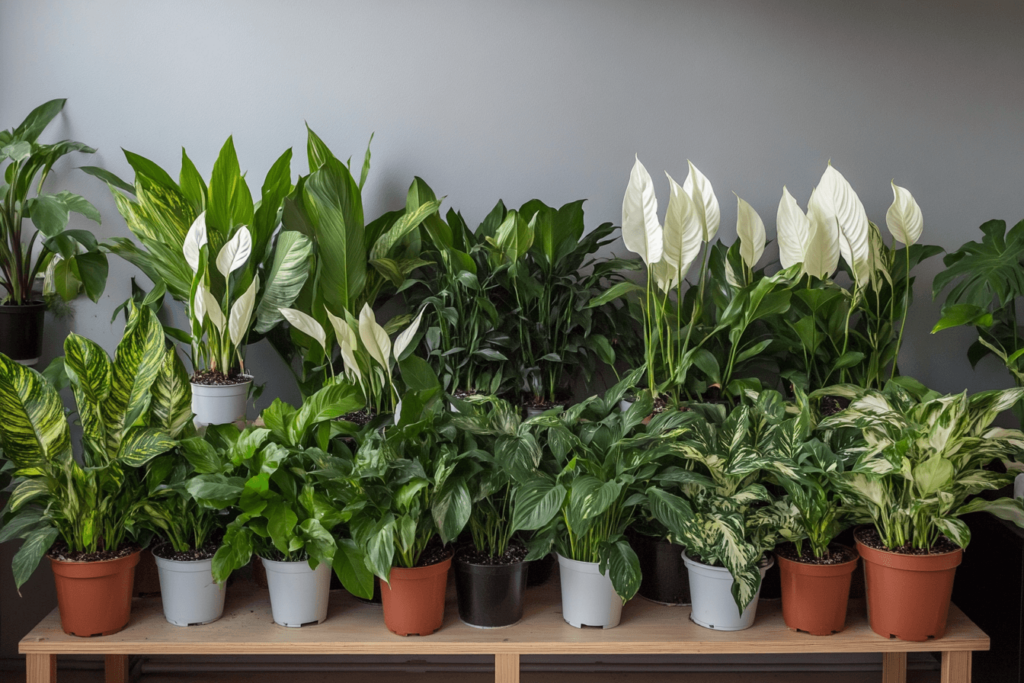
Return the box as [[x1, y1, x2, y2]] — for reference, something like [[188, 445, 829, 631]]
[[735, 194, 766, 270], [183, 211, 208, 273], [216, 227, 253, 278], [621, 156, 663, 266], [886, 182, 924, 246], [683, 160, 720, 243]]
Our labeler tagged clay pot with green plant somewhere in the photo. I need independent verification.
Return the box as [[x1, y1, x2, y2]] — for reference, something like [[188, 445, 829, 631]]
[[0, 305, 182, 635], [822, 382, 1024, 641]]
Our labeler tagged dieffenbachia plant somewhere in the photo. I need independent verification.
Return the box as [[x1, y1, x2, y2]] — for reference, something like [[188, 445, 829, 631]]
[[271, 129, 440, 396], [773, 165, 941, 391], [277, 303, 425, 415], [516, 371, 693, 602], [643, 393, 802, 614], [0, 304, 187, 588], [1, 99, 109, 306], [932, 219, 1024, 424], [817, 382, 1024, 550], [92, 137, 313, 377]]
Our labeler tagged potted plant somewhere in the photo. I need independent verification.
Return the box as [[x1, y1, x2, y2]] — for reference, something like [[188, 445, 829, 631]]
[[347, 371, 473, 636], [645, 395, 794, 631], [819, 382, 1024, 641], [1, 99, 109, 364], [193, 380, 372, 627], [0, 304, 182, 636], [486, 198, 641, 415], [270, 129, 441, 400], [92, 137, 313, 425], [447, 397, 556, 627], [406, 179, 516, 400], [521, 374, 689, 628], [760, 390, 860, 636]]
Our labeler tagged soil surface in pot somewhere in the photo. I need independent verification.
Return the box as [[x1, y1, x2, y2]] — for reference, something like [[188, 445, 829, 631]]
[[452, 389, 482, 400], [152, 540, 219, 562], [818, 395, 851, 417], [855, 527, 959, 555], [337, 409, 375, 426], [776, 542, 856, 565], [521, 391, 572, 412], [457, 545, 527, 566], [416, 544, 454, 567], [191, 370, 252, 386], [47, 542, 140, 563]]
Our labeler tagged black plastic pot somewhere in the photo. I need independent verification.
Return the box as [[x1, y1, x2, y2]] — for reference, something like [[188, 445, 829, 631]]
[[454, 551, 528, 628], [0, 301, 45, 365], [630, 530, 691, 605], [526, 552, 556, 586]]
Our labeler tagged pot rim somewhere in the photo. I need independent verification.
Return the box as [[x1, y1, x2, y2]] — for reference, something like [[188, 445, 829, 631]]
[[855, 536, 962, 572], [454, 545, 527, 569], [151, 542, 219, 564], [682, 551, 774, 571], [0, 300, 46, 310], [190, 374, 254, 388], [47, 547, 142, 565], [387, 555, 452, 580], [49, 548, 142, 578], [776, 544, 859, 577]]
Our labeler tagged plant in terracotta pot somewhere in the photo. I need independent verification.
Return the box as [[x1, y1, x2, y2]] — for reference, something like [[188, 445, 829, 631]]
[[0, 304, 182, 636], [818, 382, 1024, 641], [192, 380, 373, 627], [347, 370, 473, 636], [92, 137, 313, 425], [644, 393, 797, 631], [521, 374, 692, 629], [759, 390, 860, 636], [1, 99, 109, 365]]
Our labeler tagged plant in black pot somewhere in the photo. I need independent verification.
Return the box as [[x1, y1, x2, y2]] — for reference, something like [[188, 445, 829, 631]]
[[347, 367, 473, 636], [1, 99, 109, 364], [0, 304, 181, 636], [448, 397, 557, 627]]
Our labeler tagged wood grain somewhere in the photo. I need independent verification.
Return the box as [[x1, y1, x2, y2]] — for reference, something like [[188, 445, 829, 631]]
[[494, 653, 519, 683], [941, 651, 971, 683], [18, 578, 989, 657], [26, 653, 55, 683], [103, 655, 129, 683], [882, 652, 907, 683]]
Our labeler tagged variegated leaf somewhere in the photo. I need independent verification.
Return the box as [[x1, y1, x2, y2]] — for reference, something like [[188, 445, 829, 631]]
[[8, 479, 49, 512], [150, 346, 193, 438], [116, 426, 176, 466], [252, 231, 313, 334], [0, 354, 72, 474], [63, 333, 111, 462]]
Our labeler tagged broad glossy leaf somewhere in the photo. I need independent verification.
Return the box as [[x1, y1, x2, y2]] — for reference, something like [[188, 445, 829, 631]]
[[116, 426, 175, 466], [0, 354, 72, 473], [621, 156, 662, 266], [12, 525, 59, 590], [432, 478, 471, 545], [511, 479, 566, 531], [333, 537, 374, 599], [63, 333, 112, 460], [253, 231, 313, 334], [102, 305, 165, 454], [605, 539, 642, 602]]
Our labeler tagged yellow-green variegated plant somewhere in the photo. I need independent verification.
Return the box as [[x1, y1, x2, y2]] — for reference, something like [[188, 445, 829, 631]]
[[773, 165, 941, 392], [0, 304, 189, 589], [643, 392, 804, 615], [277, 304, 425, 416], [816, 382, 1024, 551]]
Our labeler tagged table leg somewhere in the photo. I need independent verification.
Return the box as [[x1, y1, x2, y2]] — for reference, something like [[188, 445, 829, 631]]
[[104, 655, 130, 683], [26, 654, 55, 683], [494, 653, 519, 683], [941, 651, 972, 683], [882, 652, 906, 683]]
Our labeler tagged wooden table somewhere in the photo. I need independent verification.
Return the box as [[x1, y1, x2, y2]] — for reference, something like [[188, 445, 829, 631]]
[[19, 578, 988, 683]]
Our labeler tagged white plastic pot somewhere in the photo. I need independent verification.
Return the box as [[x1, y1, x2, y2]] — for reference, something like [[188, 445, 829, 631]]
[[261, 556, 331, 627], [683, 552, 773, 631], [191, 377, 251, 426], [619, 399, 634, 413], [153, 554, 226, 626], [524, 407, 546, 419], [556, 554, 623, 629], [1015, 472, 1024, 500]]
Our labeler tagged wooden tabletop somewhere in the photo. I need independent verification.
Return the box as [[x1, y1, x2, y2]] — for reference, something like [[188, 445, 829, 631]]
[[19, 575, 989, 656]]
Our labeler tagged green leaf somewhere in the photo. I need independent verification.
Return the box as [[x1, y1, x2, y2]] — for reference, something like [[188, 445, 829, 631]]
[[333, 538, 374, 599], [0, 355, 72, 474], [178, 149, 208, 211], [266, 500, 299, 555], [12, 525, 59, 590], [150, 346, 193, 438], [605, 539, 641, 602], [177, 437, 222, 474], [287, 382, 363, 446], [79, 166, 135, 194], [512, 479, 566, 532], [587, 281, 643, 308], [13, 99, 65, 143], [63, 332, 112, 460], [116, 426, 175, 466], [8, 479, 49, 512], [932, 303, 994, 333], [432, 478, 471, 545], [29, 195, 70, 237], [253, 231, 313, 334], [72, 252, 108, 303], [304, 157, 365, 315], [206, 136, 253, 231]]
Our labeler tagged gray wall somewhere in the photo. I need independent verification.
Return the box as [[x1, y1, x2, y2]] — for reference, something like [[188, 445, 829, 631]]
[[2, 0, 1023, 657]]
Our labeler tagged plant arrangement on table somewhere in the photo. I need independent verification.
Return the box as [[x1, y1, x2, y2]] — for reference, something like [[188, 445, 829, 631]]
[[1, 99, 109, 364], [819, 382, 1024, 641], [92, 137, 313, 425], [183, 379, 372, 627], [932, 217, 1024, 425], [346, 367, 473, 636], [0, 304, 183, 636]]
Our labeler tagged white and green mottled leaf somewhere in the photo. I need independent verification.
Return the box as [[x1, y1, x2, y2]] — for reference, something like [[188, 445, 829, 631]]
[[116, 426, 176, 466], [252, 231, 313, 334], [0, 355, 72, 474], [151, 346, 193, 438], [63, 332, 111, 461]]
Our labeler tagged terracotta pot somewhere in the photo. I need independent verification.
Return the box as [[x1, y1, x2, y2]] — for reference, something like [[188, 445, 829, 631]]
[[777, 545, 859, 635], [50, 550, 141, 637], [380, 557, 452, 636], [856, 531, 963, 641]]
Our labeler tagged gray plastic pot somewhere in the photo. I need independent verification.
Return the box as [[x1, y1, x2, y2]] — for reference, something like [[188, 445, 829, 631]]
[[153, 554, 226, 626], [684, 552, 773, 631], [191, 377, 251, 426], [556, 554, 623, 629], [261, 556, 331, 627]]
